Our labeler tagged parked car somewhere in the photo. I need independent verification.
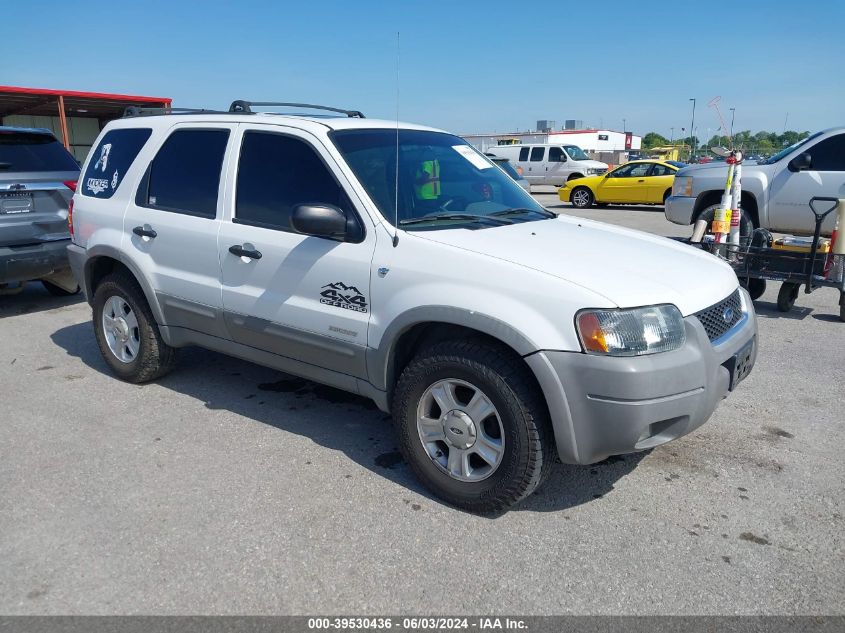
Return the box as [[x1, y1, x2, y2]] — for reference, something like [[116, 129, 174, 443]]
[[69, 103, 757, 512], [0, 126, 80, 295], [487, 143, 608, 188], [488, 155, 530, 192], [559, 160, 681, 208], [666, 127, 845, 236]]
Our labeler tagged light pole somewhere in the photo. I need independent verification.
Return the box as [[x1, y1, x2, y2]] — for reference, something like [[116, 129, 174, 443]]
[[622, 118, 626, 132], [688, 98, 696, 160], [670, 127, 675, 144], [729, 107, 735, 138]]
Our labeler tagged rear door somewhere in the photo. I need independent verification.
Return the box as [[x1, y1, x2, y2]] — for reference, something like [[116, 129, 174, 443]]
[[123, 122, 236, 338], [524, 146, 545, 184], [0, 129, 79, 248]]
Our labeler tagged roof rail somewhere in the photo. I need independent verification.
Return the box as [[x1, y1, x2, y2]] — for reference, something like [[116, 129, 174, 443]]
[[228, 101, 365, 118], [123, 106, 227, 118]]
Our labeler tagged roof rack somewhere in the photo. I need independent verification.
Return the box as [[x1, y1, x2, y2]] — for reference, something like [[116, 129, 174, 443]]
[[123, 106, 227, 118], [228, 101, 365, 118]]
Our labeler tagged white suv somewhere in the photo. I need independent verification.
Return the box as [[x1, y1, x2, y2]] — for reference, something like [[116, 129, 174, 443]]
[[68, 101, 757, 512]]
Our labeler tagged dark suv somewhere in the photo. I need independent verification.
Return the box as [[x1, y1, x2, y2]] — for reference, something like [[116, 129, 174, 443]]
[[0, 126, 80, 295]]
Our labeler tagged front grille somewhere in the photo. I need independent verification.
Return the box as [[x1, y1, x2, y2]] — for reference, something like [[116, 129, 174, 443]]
[[694, 289, 743, 342], [595, 168, 608, 175]]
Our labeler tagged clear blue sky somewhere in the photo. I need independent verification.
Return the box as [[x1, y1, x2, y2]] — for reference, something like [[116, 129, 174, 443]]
[[4, 0, 843, 138]]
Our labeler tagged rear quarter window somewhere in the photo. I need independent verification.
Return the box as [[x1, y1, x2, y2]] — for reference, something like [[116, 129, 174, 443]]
[[0, 131, 79, 172], [81, 128, 152, 199]]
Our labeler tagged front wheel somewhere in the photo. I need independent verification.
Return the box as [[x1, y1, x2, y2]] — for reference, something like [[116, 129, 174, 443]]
[[392, 340, 554, 513], [695, 204, 754, 239], [93, 273, 177, 383], [570, 187, 594, 209]]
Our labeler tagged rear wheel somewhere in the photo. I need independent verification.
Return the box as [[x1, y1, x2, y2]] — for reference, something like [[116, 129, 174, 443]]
[[777, 282, 800, 312], [93, 273, 176, 382], [392, 339, 554, 513], [571, 187, 594, 209]]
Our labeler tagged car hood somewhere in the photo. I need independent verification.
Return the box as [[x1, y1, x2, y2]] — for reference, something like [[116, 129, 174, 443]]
[[414, 216, 738, 315], [561, 174, 604, 187], [583, 159, 609, 169], [677, 161, 772, 177]]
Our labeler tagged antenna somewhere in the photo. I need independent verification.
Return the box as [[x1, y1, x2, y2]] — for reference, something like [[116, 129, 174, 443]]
[[393, 31, 400, 248]]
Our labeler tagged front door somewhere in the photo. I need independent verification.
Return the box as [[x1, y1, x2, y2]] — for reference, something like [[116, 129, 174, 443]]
[[767, 133, 845, 234], [598, 162, 651, 204], [545, 146, 570, 185], [217, 125, 376, 379], [123, 123, 237, 338]]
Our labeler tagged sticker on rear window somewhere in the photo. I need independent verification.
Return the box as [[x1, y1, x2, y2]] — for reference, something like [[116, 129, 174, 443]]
[[81, 128, 152, 199], [452, 145, 492, 170]]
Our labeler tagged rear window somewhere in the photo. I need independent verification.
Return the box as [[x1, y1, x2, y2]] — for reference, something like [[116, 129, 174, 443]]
[[0, 131, 79, 172], [81, 128, 152, 198]]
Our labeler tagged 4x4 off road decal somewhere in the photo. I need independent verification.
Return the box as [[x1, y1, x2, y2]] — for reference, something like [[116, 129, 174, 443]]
[[321, 282, 368, 313]]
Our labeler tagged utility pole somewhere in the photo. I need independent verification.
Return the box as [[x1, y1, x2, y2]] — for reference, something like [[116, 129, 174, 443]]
[[689, 98, 696, 161], [622, 118, 626, 132], [783, 112, 789, 134], [729, 107, 735, 138], [670, 127, 675, 144]]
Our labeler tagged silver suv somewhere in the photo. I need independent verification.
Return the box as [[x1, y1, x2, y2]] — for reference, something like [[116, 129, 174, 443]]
[[0, 127, 80, 295]]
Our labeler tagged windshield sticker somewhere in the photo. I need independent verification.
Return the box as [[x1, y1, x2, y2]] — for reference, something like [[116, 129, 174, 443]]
[[452, 145, 492, 170], [320, 282, 368, 313], [94, 144, 112, 172], [86, 178, 109, 194]]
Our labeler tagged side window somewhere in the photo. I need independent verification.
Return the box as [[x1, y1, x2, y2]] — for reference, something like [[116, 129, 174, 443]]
[[627, 163, 651, 177], [808, 134, 845, 171], [649, 164, 673, 176], [139, 129, 229, 218], [611, 164, 635, 177], [82, 128, 151, 198], [235, 131, 353, 233], [530, 147, 545, 162], [518, 147, 530, 161], [548, 147, 567, 162]]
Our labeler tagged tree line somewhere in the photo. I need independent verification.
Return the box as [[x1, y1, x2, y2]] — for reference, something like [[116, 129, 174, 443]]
[[642, 130, 811, 155]]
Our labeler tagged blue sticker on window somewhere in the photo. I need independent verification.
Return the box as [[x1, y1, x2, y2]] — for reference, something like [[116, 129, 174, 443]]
[[82, 128, 152, 198]]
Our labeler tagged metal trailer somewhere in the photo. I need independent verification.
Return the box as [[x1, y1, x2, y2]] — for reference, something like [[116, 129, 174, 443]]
[[703, 197, 845, 322]]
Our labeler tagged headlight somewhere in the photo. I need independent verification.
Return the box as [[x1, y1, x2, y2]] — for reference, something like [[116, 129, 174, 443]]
[[576, 305, 686, 356], [672, 176, 693, 197]]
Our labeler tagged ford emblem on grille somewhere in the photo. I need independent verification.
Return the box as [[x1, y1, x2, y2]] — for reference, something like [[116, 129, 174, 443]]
[[722, 307, 734, 323]]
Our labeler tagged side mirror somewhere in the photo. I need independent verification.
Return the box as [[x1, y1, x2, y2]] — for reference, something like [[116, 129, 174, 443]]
[[789, 152, 812, 172], [292, 203, 353, 241]]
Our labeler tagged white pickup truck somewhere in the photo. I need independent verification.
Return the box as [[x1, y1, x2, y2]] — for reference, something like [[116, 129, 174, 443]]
[[666, 127, 845, 235]]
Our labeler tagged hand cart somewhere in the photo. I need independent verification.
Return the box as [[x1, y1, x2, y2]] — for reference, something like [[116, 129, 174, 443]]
[[701, 197, 845, 322]]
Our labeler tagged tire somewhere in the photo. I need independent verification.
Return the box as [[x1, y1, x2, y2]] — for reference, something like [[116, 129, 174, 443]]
[[567, 173, 584, 181], [392, 339, 554, 513], [92, 272, 176, 383], [570, 187, 594, 209], [41, 280, 80, 296], [741, 277, 766, 301], [777, 282, 800, 313], [662, 189, 671, 204], [696, 203, 754, 238]]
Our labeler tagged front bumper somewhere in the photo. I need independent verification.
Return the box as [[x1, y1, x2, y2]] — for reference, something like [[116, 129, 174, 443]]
[[526, 288, 758, 465], [665, 195, 697, 225], [558, 187, 572, 202], [0, 239, 72, 284]]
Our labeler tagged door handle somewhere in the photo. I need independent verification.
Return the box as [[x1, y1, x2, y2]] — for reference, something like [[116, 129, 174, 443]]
[[637, 179, 645, 182], [132, 225, 157, 238], [229, 244, 262, 260]]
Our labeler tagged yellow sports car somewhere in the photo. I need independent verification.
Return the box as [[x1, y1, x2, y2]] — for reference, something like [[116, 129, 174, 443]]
[[559, 160, 684, 208]]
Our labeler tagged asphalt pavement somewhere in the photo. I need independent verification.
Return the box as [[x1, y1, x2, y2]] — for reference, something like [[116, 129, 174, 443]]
[[1, 194, 843, 615]]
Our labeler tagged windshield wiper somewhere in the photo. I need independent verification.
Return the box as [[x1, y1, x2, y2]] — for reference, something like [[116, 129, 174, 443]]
[[399, 213, 512, 226], [490, 207, 556, 218]]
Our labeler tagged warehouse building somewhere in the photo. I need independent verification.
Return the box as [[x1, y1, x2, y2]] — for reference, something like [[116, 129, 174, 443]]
[[0, 86, 171, 162]]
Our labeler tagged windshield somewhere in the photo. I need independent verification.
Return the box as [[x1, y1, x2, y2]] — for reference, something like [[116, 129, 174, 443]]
[[331, 129, 548, 228], [562, 145, 590, 161], [493, 158, 522, 180], [762, 132, 821, 165]]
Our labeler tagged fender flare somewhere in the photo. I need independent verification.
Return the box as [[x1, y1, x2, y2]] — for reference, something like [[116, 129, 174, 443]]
[[366, 305, 540, 392]]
